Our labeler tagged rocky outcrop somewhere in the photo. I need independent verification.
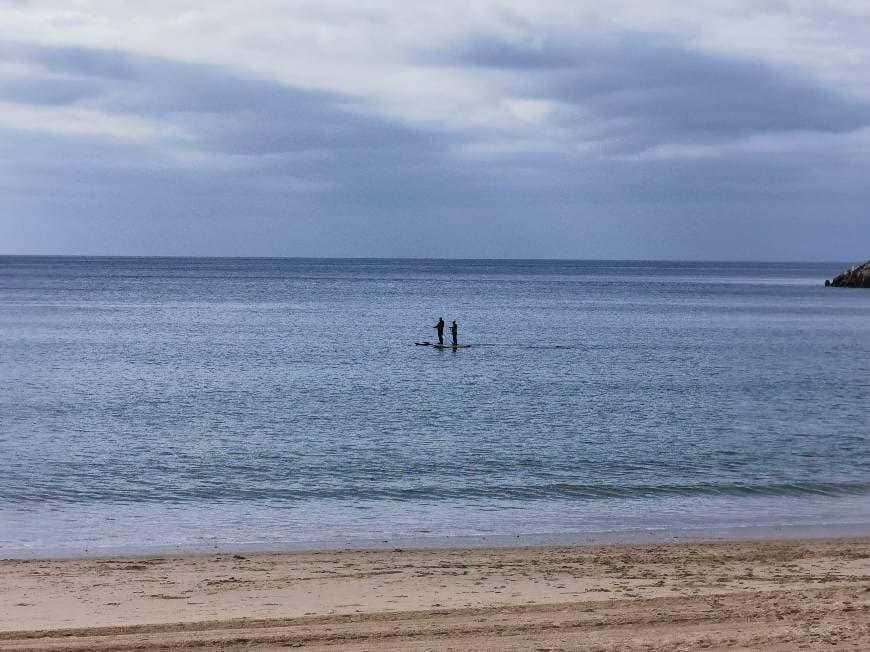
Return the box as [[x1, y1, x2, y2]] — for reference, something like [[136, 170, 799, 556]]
[[826, 260, 870, 288]]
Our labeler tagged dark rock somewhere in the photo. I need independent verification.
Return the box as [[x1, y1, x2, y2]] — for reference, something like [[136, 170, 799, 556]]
[[827, 260, 870, 288]]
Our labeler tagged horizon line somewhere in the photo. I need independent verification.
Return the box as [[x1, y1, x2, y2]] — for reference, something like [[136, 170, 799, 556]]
[[0, 254, 860, 265]]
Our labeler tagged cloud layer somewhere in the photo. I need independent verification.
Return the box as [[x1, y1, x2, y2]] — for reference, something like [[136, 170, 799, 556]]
[[2, 1, 870, 259]]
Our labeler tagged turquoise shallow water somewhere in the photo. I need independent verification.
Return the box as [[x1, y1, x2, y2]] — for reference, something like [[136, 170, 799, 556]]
[[1, 257, 869, 555]]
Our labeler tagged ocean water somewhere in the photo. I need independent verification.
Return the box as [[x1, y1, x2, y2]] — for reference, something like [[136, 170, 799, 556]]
[[1, 256, 869, 556]]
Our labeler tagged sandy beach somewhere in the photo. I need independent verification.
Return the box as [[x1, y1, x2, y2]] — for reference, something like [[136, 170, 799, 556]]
[[1, 537, 869, 650]]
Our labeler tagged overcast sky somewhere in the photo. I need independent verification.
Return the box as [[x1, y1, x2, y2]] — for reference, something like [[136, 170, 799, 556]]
[[2, 1, 869, 259]]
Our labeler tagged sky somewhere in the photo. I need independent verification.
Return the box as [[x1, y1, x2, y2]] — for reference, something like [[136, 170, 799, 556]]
[[2, 1, 869, 260]]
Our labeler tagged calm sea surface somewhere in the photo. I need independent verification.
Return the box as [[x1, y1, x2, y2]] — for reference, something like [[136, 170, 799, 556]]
[[1, 257, 869, 555]]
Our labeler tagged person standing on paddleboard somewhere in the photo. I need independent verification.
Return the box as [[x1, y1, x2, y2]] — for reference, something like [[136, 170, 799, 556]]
[[434, 317, 445, 345], [451, 320, 458, 346]]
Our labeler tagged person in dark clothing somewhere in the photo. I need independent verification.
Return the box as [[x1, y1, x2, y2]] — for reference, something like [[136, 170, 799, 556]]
[[433, 317, 445, 345], [450, 320, 458, 345]]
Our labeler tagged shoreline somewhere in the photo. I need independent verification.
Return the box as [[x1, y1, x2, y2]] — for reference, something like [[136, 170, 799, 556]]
[[5, 518, 870, 560], [3, 536, 869, 650], [9, 491, 870, 562]]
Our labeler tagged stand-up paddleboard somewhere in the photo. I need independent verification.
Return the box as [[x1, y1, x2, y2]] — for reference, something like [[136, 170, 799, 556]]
[[432, 343, 471, 349]]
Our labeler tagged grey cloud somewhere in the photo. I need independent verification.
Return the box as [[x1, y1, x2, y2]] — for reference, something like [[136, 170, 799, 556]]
[[4, 36, 870, 259], [6, 44, 453, 162], [441, 33, 870, 145], [0, 44, 113, 105], [0, 75, 103, 106], [1, 44, 480, 230], [445, 35, 578, 69], [25, 44, 143, 81], [4, 45, 453, 175]]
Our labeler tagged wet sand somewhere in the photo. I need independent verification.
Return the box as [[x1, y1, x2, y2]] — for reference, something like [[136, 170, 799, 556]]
[[2, 537, 869, 650]]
